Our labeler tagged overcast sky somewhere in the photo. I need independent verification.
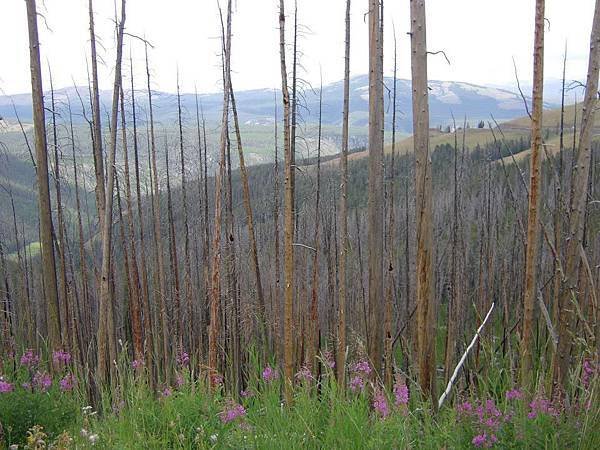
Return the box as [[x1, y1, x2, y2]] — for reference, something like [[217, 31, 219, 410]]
[[0, 0, 595, 96]]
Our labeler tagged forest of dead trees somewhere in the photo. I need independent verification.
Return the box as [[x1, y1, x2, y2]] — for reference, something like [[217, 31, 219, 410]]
[[0, 0, 599, 411]]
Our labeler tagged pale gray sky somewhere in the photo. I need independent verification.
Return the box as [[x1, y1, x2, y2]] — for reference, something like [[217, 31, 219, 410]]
[[0, 0, 595, 95]]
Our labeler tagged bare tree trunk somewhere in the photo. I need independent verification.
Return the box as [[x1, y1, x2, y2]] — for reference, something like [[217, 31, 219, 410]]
[[97, 0, 126, 384], [130, 63, 154, 375], [554, 0, 600, 392], [88, 0, 106, 230], [410, 0, 436, 401], [209, 0, 232, 387], [521, 0, 545, 387], [25, 0, 61, 351], [279, 0, 295, 403], [337, 0, 351, 386], [367, 0, 384, 377], [145, 43, 169, 381]]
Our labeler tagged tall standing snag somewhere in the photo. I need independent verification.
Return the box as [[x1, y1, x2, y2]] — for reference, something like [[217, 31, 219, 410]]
[[554, 0, 600, 392], [367, 0, 385, 378], [25, 0, 61, 350], [410, 0, 436, 400], [521, 0, 545, 387], [337, 0, 351, 385]]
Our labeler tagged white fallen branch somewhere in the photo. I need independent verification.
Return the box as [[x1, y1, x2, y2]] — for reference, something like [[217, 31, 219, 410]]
[[438, 302, 495, 409]]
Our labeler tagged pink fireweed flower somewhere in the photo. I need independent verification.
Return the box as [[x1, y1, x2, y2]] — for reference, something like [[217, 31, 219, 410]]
[[0, 379, 14, 393], [322, 350, 335, 369], [457, 401, 473, 416], [295, 365, 314, 382], [240, 389, 253, 398], [174, 373, 185, 388], [219, 400, 246, 424], [352, 360, 372, 376], [472, 433, 487, 448], [505, 389, 523, 401], [582, 359, 595, 389], [52, 350, 72, 367], [20, 349, 40, 367], [349, 375, 365, 393], [59, 373, 76, 392], [262, 366, 278, 383], [176, 351, 190, 367], [393, 380, 409, 406], [33, 372, 52, 392], [132, 359, 144, 370], [211, 373, 224, 386], [161, 386, 173, 398], [373, 390, 390, 418], [528, 397, 559, 419]]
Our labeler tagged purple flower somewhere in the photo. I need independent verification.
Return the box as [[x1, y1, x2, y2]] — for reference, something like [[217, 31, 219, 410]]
[[20, 349, 40, 368], [161, 386, 172, 397], [262, 366, 278, 383], [59, 373, 76, 392], [176, 351, 190, 367], [175, 373, 185, 388], [582, 359, 595, 388], [295, 365, 314, 382], [322, 350, 335, 369], [211, 373, 224, 386], [472, 433, 487, 447], [240, 389, 253, 398], [528, 396, 559, 419], [132, 359, 144, 370], [0, 379, 14, 393], [219, 401, 246, 424], [457, 401, 473, 416], [393, 380, 409, 406], [33, 371, 52, 392], [52, 350, 72, 367], [373, 390, 389, 418], [349, 375, 365, 393], [352, 360, 372, 376], [505, 389, 523, 401]]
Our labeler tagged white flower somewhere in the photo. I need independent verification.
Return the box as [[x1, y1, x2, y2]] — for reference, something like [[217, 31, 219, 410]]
[[210, 434, 218, 443], [88, 434, 99, 445]]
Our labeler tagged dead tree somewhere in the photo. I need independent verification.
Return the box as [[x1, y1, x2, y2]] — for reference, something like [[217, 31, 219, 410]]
[[554, 0, 600, 392], [279, 0, 295, 402], [337, 0, 351, 385], [367, 0, 385, 377], [521, 0, 545, 387], [97, 0, 126, 384], [209, 0, 232, 387], [410, 0, 436, 400], [25, 0, 61, 350]]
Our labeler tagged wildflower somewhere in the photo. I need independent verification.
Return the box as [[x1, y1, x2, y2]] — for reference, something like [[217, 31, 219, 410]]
[[582, 359, 595, 388], [262, 366, 278, 383], [0, 379, 14, 393], [505, 388, 523, 401], [472, 433, 487, 447], [33, 372, 52, 392], [295, 365, 314, 382], [322, 350, 335, 369], [528, 396, 559, 419], [52, 350, 72, 367], [161, 386, 173, 398], [20, 349, 40, 367], [352, 360, 372, 376], [373, 390, 390, 418], [219, 400, 246, 424], [211, 373, 224, 386], [176, 351, 190, 367], [88, 434, 99, 445], [132, 359, 144, 370], [457, 401, 473, 415], [240, 389, 253, 398], [349, 375, 365, 393], [393, 380, 409, 406], [210, 434, 218, 443], [59, 373, 76, 392], [175, 373, 185, 388]]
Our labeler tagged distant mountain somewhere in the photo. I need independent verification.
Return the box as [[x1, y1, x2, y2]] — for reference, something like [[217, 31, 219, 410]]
[[0, 75, 557, 133]]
